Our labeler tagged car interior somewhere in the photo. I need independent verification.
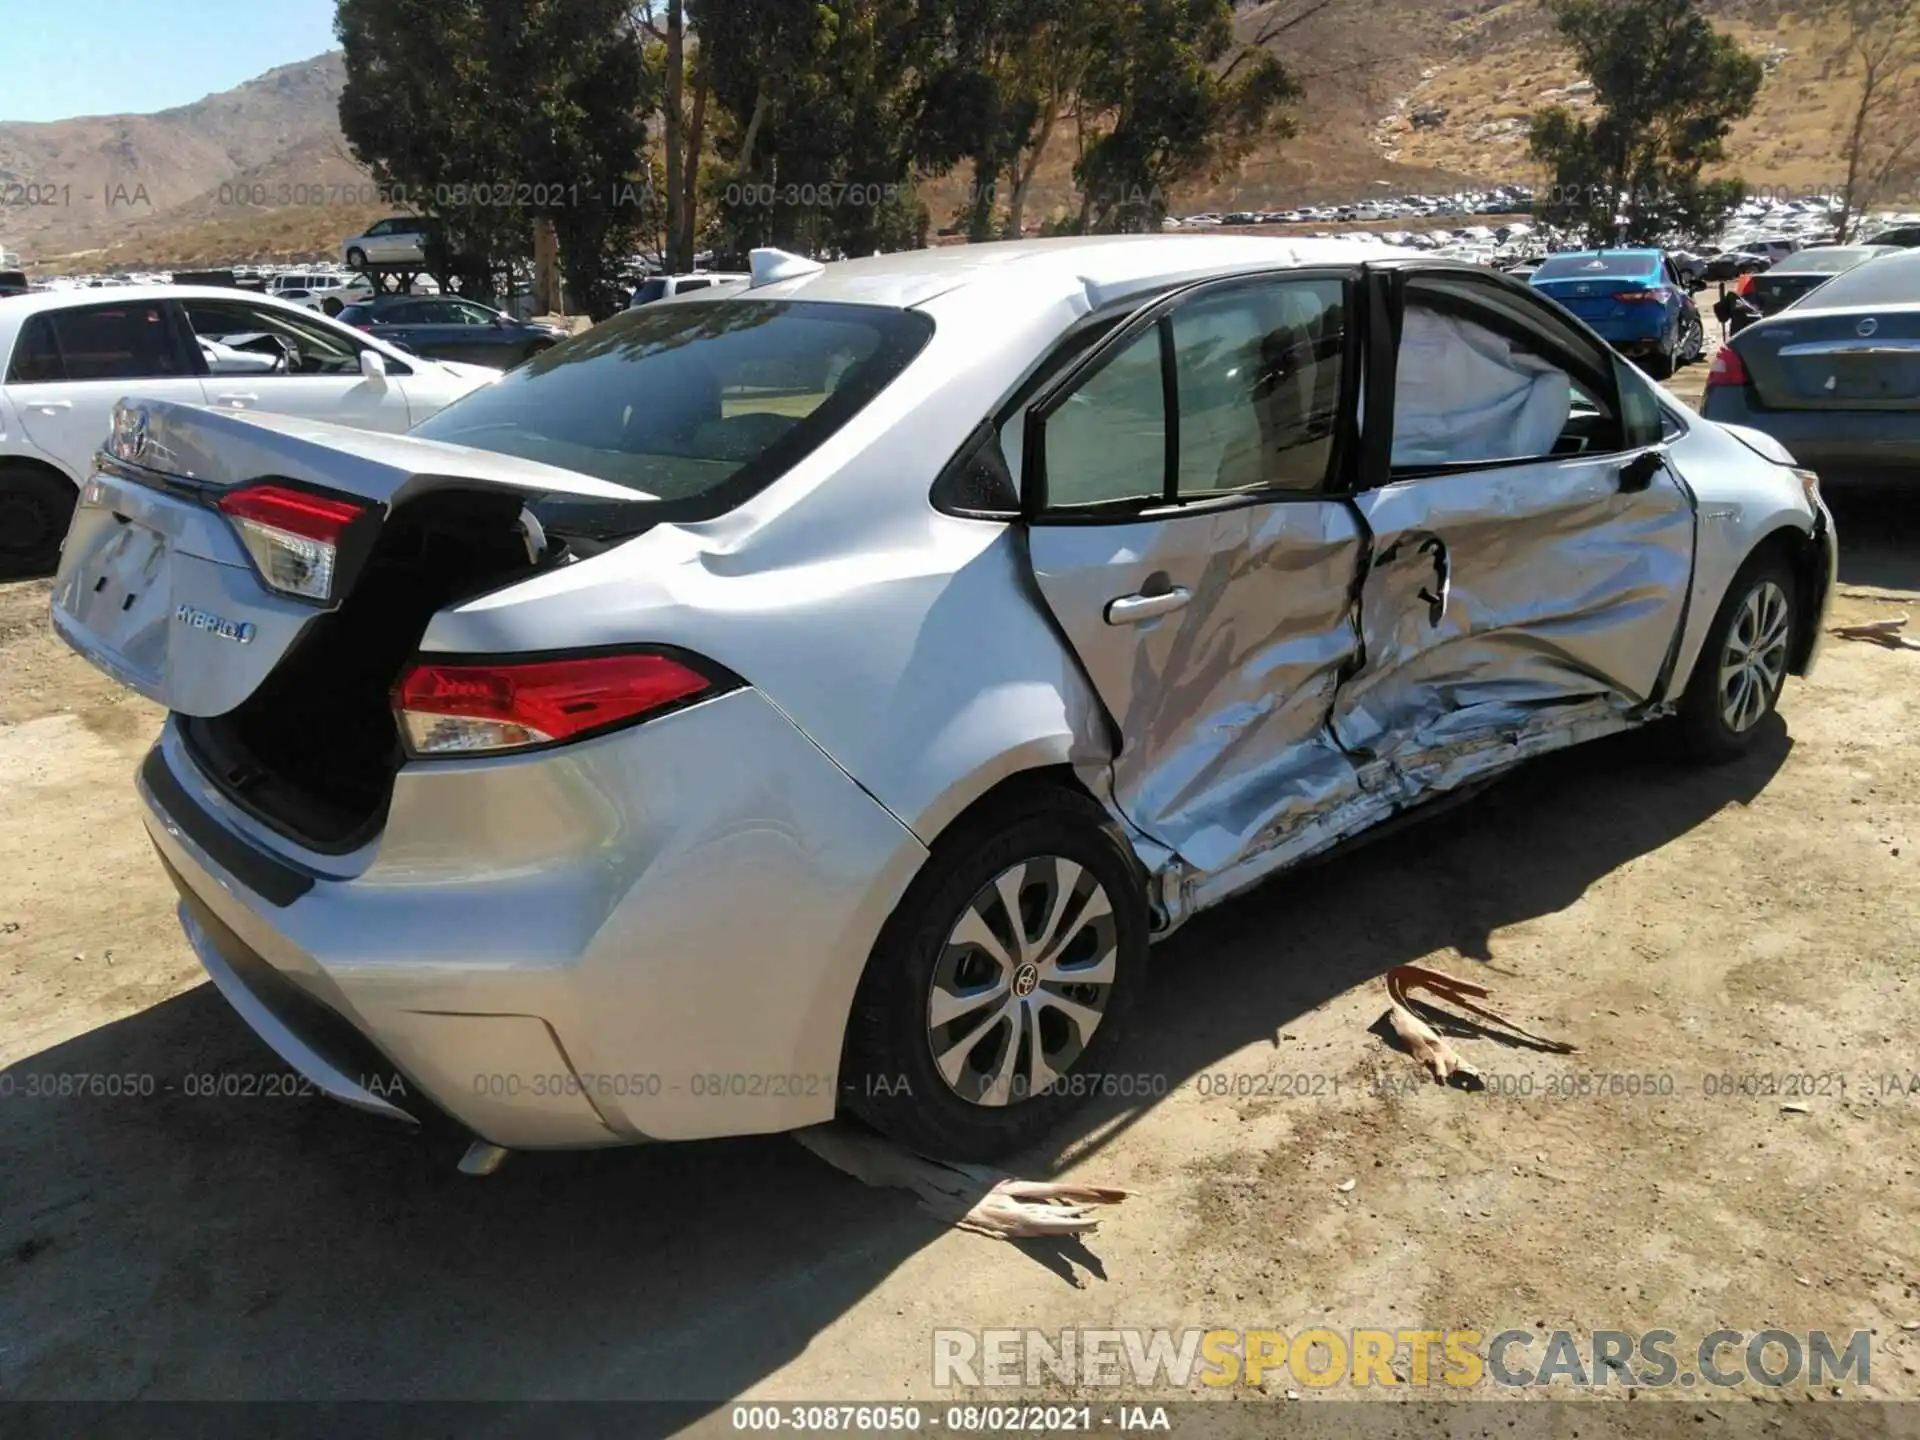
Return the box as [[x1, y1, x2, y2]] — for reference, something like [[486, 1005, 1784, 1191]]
[[180, 300, 383, 377]]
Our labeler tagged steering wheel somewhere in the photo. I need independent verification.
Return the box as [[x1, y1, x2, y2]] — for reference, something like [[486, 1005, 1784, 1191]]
[[232, 333, 299, 374]]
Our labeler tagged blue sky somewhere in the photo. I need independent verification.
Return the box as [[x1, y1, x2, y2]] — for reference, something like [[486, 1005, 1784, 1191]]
[[3, 0, 340, 123]]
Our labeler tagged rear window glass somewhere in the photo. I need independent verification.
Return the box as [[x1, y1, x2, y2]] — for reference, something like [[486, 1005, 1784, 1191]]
[[1533, 252, 1660, 281], [12, 304, 188, 382], [631, 279, 668, 305], [1774, 249, 1878, 274], [1784, 251, 1919, 308], [410, 299, 934, 519], [7, 315, 64, 382]]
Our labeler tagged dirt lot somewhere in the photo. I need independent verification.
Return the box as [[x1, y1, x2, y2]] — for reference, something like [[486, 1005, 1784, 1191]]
[[2, 370, 1918, 1423]]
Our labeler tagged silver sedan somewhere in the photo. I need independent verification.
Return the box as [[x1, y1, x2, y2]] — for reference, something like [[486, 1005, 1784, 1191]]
[[54, 236, 1835, 1164]]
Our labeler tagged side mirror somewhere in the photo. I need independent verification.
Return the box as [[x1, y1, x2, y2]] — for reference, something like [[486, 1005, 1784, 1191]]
[[359, 349, 388, 381]]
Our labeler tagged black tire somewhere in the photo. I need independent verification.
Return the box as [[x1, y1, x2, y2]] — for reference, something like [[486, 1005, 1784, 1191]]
[[1677, 311, 1705, 365], [345, 248, 368, 271], [841, 786, 1151, 1163], [0, 464, 77, 579], [1644, 326, 1678, 380], [1675, 549, 1797, 764], [321, 295, 344, 317]]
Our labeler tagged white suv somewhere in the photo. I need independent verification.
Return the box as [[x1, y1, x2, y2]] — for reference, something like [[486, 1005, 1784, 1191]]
[[268, 273, 371, 315], [0, 285, 501, 575], [628, 272, 750, 306]]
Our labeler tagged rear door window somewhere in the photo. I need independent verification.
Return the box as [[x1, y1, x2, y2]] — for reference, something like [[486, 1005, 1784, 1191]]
[[6, 314, 65, 382], [18, 303, 193, 381]]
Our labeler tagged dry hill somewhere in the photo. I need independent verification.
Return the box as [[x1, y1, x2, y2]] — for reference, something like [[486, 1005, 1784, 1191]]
[[0, 1, 1882, 273]]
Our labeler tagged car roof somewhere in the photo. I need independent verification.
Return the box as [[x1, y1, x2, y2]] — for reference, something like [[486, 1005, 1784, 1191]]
[[0, 283, 330, 315], [1768, 248, 1920, 315], [1769, 245, 1898, 272], [729, 235, 1419, 310]]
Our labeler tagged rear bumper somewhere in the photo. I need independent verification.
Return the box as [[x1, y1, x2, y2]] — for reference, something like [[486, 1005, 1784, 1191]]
[[139, 688, 928, 1149], [1699, 390, 1920, 479]]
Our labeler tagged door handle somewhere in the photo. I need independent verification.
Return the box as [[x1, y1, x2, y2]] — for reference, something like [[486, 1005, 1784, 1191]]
[[1105, 588, 1191, 625], [28, 399, 71, 413], [215, 393, 259, 406]]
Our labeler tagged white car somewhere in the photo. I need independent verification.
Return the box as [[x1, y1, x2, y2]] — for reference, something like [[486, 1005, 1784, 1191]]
[[46, 238, 1834, 1165], [627, 271, 751, 306], [341, 216, 434, 270], [268, 273, 370, 316], [0, 285, 500, 573]]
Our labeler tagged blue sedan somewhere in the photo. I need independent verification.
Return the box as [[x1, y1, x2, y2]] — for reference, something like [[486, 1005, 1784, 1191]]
[[337, 295, 569, 369], [1529, 249, 1706, 379]]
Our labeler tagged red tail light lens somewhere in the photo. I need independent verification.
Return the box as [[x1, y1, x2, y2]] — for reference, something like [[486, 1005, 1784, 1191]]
[[217, 484, 370, 602], [392, 651, 725, 757], [1611, 288, 1666, 303], [1706, 346, 1749, 388]]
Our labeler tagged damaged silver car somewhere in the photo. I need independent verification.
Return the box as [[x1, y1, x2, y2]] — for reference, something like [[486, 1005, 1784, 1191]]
[[52, 237, 1836, 1165]]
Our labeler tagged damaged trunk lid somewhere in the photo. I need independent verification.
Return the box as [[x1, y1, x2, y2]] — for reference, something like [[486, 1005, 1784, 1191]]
[[51, 399, 652, 719]]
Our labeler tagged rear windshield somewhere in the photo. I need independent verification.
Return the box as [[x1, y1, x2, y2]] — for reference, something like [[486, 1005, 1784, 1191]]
[[631, 279, 668, 305], [1784, 250, 1920, 309], [1533, 252, 1660, 281], [1774, 248, 1879, 274], [410, 299, 934, 520]]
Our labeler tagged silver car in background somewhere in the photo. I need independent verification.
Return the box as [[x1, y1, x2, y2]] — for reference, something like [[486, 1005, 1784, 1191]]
[[52, 237, 1835, 1164]]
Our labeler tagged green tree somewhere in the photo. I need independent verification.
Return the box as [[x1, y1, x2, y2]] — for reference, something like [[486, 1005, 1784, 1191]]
[[1071, 0, 1298, 234], [337, 0, 648, 317], [1529, 0, 1764, 246]]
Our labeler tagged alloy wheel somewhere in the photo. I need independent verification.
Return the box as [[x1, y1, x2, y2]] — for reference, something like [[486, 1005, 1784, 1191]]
[[926, 856, 1119, 1108], [1718, 579, 1791, 733]]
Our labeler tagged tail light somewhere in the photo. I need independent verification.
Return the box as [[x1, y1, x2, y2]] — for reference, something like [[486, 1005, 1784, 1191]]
[[1734, 273, 1753, 295], [217, 483, 371, 602], [392, 650, 733, 757], [1706, 346, 1749, 388], [1612, 288, 1667, 303]]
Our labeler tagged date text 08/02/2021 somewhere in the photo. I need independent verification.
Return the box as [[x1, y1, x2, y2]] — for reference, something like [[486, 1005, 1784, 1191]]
[[728, 1404, 1172, 1433]]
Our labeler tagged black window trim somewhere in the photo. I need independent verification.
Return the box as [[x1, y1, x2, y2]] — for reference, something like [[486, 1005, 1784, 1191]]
[[1019, 264, 1368, 526]]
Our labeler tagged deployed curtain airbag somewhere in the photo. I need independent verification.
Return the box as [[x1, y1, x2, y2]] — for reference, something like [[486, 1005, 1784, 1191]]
[[1391, 307, 1571, 466]]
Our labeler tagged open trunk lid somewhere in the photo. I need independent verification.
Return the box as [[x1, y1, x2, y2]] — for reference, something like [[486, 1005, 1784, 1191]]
[[51, 398, 648, 718], [1736, 309, 1920, 411]]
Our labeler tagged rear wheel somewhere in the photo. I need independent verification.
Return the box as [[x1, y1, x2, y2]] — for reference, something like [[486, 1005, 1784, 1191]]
[[1678, 311, 1705, 365], [1644, 324, 1678, 380], [1675, 551, 1796, 763], [345, 247, 368, 270], [0, 464, 77, 579], [842, 788, 1149, 1162]]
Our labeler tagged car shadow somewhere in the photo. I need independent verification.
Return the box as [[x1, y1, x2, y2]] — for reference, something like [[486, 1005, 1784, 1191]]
[[0, 719, 1790, 1417], [1824, 479, 1920, 593]]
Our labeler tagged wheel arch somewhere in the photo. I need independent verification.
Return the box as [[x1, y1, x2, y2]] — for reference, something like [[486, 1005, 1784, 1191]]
[[0, 451, 81, 491], [1679, 521, 1822, 696]]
